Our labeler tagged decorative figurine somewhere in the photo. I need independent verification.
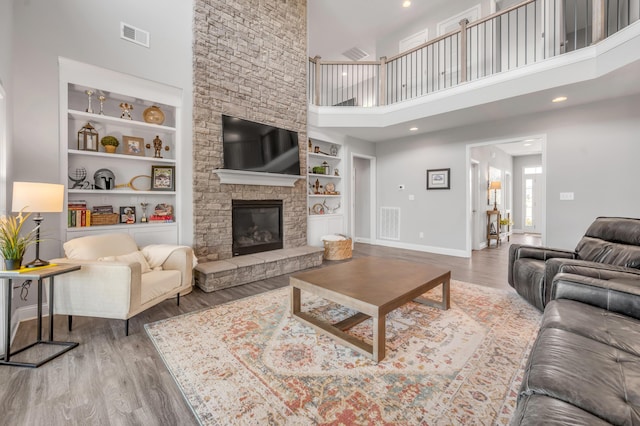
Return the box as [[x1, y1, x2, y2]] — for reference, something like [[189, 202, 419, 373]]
[[334, 168, 340, 177], [145, 135, 170, 158], [69, 167, 91, 189], [140, 202, 148, 223], [85, 90, 94, 114], [98, 95, 106, 115], [119, 102, 133, 120], [330, 144, 338, 156]]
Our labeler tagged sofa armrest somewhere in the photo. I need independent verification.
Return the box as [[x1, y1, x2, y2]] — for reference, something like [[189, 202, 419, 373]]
[[508, 244, 575, 285], [551, 272, 640, 320], [160, 246, 194, 293], [49, 258, 142, 319]]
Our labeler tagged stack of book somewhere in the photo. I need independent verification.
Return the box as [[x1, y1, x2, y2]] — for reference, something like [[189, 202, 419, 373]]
[[149, 203, 174, 223], [68, 200, 90, 227]]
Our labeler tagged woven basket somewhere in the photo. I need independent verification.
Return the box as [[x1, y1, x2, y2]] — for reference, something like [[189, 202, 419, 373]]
[[91, 213, 119, 226], [323, 238, 353, 260]]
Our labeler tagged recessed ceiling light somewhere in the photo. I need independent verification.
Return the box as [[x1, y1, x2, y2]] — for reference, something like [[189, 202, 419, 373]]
[[552, 96, 567, 103], [523, 143, 532, 147], [342, 71, 347, 76], [403, 1, 411, 7], [409, 127, 418, 131], [524, 138, 535, 142]]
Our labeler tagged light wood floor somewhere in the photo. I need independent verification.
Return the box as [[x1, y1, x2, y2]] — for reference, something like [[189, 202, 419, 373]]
[[0, 234, 540, 425]]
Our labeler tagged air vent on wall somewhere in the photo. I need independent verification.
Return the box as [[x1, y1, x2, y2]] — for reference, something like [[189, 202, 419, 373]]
[[120, 22, 150, 48], [379, 207, 401, 241], [342, 46, 369, 61]]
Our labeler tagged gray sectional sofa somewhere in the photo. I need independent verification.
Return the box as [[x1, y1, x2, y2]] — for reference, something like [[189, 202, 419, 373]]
[[508, 217, 640, 424], [510, 272, 640, 424]]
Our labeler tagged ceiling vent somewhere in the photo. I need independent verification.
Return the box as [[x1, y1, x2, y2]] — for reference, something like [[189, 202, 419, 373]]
[[120, 22, 150, 48], [342, 46, 369, 61]]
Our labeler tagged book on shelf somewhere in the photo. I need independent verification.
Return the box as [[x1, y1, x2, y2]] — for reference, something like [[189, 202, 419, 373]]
[[67, 208, 91, 227]]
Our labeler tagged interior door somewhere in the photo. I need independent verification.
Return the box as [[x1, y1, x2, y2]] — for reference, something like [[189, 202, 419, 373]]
[[352, 156, 373, 243], [523, 167, 542, 233], [470, 161, 482, 249]]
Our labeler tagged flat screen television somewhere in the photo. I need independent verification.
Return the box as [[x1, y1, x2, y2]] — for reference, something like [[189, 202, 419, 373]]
[[222, 115, 300, 176]]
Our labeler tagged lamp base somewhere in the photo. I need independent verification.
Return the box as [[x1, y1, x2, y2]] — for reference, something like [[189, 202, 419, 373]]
[[25, 259, 50, 268]]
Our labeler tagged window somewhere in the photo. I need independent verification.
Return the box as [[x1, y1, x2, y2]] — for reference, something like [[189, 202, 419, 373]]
[[524, 166, 542, 174]]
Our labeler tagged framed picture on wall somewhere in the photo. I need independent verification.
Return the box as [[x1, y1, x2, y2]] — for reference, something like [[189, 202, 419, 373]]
[[426, 168, 450, 190]]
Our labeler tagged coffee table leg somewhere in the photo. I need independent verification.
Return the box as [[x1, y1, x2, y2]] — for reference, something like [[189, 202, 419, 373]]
[[372, 314, 385, 362], [442, 276, 450, 310], [291, 286, 301, 315]]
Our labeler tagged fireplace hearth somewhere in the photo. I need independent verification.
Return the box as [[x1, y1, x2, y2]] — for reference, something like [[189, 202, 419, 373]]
[[232, 200, 283, 256]]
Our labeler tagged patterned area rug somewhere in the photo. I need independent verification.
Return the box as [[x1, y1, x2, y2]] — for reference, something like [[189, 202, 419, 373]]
[[146, 280, 541, 425]]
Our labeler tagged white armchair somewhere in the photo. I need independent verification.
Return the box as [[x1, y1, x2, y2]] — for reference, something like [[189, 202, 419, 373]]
[[48, 233, 195, 335]]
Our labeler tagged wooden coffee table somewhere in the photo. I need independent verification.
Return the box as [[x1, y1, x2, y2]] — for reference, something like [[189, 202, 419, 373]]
[[290, 257, 450, 362]]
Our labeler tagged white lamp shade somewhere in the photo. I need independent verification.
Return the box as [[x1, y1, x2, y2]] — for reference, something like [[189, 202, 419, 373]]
[[12, 181, 64, 213], [489, 181, 502, 190]]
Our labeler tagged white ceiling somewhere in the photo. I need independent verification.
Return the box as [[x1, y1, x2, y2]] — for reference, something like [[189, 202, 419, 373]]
[[308, 0, 451, 60]]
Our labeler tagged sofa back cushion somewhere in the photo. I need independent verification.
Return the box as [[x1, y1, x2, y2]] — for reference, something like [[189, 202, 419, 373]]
[[64, 233, 139, 260], [575, 217, 640, 268]]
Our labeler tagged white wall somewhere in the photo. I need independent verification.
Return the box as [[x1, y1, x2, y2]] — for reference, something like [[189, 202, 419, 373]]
[[10, 0, 193, 307], [376, 136, 467, 255], [375, 93, 640, 253]]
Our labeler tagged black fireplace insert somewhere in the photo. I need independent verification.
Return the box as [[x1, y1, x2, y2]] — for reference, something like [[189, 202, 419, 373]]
[[232, 200, 283, 256]]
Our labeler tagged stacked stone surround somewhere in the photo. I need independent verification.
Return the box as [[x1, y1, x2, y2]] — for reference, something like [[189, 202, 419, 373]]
[[192, 0, 308, 262]]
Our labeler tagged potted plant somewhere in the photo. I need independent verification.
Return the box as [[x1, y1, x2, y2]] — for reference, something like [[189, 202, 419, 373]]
[[500, 217, 512, 232], [0, 210, 39, 270], [100, 135, 120, 154]]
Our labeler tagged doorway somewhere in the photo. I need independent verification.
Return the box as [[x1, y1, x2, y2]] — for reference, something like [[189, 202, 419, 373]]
[[466, 135, 546, 256], [351, 154, 376, 244], [523, 166, 543, 233]]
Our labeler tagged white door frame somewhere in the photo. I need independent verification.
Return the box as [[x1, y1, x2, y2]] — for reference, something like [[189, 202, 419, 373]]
[[350, 152, 376, 244], [465, 134, 547, 256]]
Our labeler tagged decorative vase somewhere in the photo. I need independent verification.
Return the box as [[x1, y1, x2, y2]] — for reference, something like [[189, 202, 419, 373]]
[[3, 258, 22, 271], [104, 145, 117, 154], [143, 106, 165, 125]]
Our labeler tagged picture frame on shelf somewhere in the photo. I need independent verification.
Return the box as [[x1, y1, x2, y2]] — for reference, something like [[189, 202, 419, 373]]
[[151, 165, 175, 191], [426, 168, 450, 190], [119, 206, 136, 224], [123, 136, 145, 156]]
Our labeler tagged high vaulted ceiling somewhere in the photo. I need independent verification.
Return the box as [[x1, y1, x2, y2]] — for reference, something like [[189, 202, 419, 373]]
[[308, 0, 452, 60]]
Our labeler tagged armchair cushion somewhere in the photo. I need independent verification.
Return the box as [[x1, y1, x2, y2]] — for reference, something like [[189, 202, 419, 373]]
[[64, 233, 139, 260], [99, 250, 152, 274]]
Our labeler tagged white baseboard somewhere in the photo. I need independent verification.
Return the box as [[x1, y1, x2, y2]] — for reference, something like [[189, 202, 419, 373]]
[[373, 239, 470, 258], [353, 237, 372, 244], [10, 303, 50, 345]]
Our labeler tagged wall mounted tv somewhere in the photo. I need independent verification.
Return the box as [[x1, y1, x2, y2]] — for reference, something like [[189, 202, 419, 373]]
[[222, 115, 300, 176]]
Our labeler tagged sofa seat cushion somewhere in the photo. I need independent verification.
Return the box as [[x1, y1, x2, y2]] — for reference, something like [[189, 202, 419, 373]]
[[520, 327, 640, 425], [64, 233, 139, 260], [511, 394, 613, 426], [141, 270, 181, 305], [512, 258, 546, 310], [543, 299, 640, 357]]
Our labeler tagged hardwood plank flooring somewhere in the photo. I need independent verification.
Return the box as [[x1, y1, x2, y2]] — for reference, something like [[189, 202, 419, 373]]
[[0, 234, 540, 425]]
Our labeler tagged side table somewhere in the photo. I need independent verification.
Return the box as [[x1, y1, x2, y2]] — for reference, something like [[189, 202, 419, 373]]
[[486, 210, 501, 247], [1, 263, 81, 368]]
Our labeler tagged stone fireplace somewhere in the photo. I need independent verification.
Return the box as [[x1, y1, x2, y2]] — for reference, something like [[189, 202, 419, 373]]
[[232, 200, 283, 256], [192, 0, 308, 262]]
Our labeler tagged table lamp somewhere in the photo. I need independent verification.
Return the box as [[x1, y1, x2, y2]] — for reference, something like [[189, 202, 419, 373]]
[[11, 181, 64, 268], [489, 181, 501, 211]]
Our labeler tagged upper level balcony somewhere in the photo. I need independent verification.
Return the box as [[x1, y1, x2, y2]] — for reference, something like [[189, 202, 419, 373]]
[[308, 0, 640, 141]]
